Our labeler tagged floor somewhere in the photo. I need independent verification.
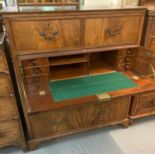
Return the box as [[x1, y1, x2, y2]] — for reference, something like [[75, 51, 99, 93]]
[[1, 116, 155, 154]]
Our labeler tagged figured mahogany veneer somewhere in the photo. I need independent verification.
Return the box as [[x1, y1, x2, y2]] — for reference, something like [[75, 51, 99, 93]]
[[7, 9, 145, 54]]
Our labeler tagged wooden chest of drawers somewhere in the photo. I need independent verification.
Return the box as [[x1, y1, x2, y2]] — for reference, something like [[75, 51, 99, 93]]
[[0, 33, 26, 150]]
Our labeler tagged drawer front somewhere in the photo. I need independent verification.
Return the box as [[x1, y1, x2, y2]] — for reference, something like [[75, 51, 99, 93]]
[[0, 97, 17, 121], [25, 76, 49, 93], [22, 58, 48, 68], [134, 91, 155, 115], [11, 19, 81, 52], [0, 121, 21, 148], [0, 74, 12, 95], [118, 49, 135, 57], [0, 53, 8, 72], [85, 16, 142, 47], [30, 96, 130, 139], [23, 67, 49, 77]]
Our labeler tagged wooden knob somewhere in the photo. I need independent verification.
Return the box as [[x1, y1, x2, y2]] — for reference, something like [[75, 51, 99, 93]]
[[126, 58, 130, 62], [125, 65, 129, 70], [34, 68, 40, 74], [31, 60, 37, 65], [127, 50, 132, 55]]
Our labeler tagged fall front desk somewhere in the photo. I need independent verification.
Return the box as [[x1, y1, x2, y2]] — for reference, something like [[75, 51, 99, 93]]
[[2, 5, 155, 150]]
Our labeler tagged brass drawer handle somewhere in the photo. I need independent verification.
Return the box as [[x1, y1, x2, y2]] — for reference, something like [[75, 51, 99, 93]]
[[0, 71, 9, 75], [105, 28, 121, 36], [51, 118, 68, 126], [40, 31, 58, 40]]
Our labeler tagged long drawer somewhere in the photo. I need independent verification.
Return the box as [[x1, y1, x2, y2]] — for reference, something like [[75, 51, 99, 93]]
[[0, 96, 18, 121], [8, 10, 144, 53], [11, 19, 81, 52], [29, 96, 131, 139], [0, 121, 22, 148], [84, 15, 142, 47]]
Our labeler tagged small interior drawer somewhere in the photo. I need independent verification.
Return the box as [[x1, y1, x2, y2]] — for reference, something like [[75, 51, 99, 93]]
[[22, 58, 48, 69], [23, 67, 49, 77]]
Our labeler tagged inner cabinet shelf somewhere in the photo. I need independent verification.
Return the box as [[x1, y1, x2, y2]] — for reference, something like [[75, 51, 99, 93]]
[[49, 54, 88, 66], [49, 63, 88, 80]]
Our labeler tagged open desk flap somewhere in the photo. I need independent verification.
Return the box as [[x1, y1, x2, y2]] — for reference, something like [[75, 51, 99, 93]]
[[48, 72, 137, 102]]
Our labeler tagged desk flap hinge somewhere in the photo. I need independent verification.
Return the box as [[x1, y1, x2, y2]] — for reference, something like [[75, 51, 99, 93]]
[[96, 93, 111, 102]]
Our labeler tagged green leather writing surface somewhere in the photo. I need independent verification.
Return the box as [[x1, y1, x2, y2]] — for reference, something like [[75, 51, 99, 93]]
[[48, 72, 137, 102]]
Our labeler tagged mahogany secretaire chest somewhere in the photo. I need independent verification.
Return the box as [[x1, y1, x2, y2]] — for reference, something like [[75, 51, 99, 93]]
[[2, 6, 155, 150]]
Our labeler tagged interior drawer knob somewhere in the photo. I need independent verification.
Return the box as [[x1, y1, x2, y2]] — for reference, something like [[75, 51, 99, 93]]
[[126, 58, 130, 62], [127, 50, 132, 55], [151, 100, 155, 106]]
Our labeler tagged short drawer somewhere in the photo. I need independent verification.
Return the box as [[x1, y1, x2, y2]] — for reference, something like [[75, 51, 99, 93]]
[[0, 74, 12, 95], [23, 67, 49, 77], [25, 76, 49, 93], [30, 96, 130, 139], [131, 91, 155, 115], [118, 49, 135, 57], [0, 96, 18, 121], [0, 53, 8, 72], [85, 15, 142, 47], [0, 121, 21, 148], [117, 63, 133, 71], [117, 57, 133, 64], [11, 19, 81, 52], [22, 58, 48, 69]]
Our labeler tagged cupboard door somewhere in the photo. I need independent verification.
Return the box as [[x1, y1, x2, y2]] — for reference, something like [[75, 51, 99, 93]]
[[85, 16, 142, 47], [11, 19, 81, 52]]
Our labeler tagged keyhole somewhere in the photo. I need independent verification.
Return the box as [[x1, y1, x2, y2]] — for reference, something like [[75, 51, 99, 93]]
[[47, 23, 50, 27]]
